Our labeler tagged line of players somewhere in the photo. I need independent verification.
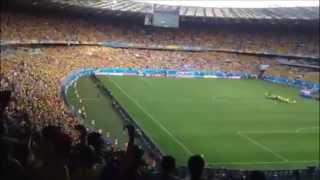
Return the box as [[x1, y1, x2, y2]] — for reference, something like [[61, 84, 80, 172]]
[[264, 92, 297, 104]]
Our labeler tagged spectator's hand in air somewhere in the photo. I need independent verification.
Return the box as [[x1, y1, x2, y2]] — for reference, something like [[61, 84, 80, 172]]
[[125, 124, 135, 140]]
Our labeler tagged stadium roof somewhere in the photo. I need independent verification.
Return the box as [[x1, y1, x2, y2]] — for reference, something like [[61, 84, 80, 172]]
[[4, 0, 319, 24], [136, 0, 319, 8]]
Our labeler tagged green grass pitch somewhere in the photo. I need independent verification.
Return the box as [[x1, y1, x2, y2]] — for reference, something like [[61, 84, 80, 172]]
[[67, 75, 319, 170]]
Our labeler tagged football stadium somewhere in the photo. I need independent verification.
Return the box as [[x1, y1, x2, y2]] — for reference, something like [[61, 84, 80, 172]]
[[1, 0, 319, 180]]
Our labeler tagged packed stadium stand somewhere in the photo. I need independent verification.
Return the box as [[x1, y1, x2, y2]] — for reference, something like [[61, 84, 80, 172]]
[[1, 0, 319, 180]]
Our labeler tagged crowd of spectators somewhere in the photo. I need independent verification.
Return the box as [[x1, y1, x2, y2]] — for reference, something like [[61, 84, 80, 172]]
[[1, 46, 319, 137], [1, 86, 272, 180], [2, 46, 319, 179], [1, 11, 319, 57]]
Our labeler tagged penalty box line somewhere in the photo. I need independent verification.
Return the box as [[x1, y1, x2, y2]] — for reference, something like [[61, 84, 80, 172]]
[[296, 127, 320, 133], [238, 130, 319, 134], [237, 132, 289, 162], [109, 78, 193, 156]]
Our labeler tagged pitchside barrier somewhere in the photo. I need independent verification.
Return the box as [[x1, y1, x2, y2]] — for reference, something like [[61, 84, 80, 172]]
[[263, 75, 320, 91]]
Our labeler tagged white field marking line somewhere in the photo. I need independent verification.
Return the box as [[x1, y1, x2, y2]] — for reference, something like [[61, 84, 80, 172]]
[[238, 130, 318, 134], [109, 78, 193, 155], [206, 160, 319, 165], [105, 82, 166, 155], [237, 132, 289, 162], [296, 127, 320, 133]]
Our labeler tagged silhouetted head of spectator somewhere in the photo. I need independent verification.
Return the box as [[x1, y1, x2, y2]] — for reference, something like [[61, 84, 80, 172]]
[[161, 155, 176, 175], [75, 124, 88, 137], [249, 170, 266, 180], [0, 122, 8, 138], [0, 137, 8, 163], [0, 117, 9, 164], [40, 126, 72, 159], [88, 132, 104, 152], [188, 155, 205, 180], [0, 90, 11, 116], [41, 125, 61, 140], [39, 126, 59, 157], [72, 144, 96, 169], [53, 131, 72, 158]]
